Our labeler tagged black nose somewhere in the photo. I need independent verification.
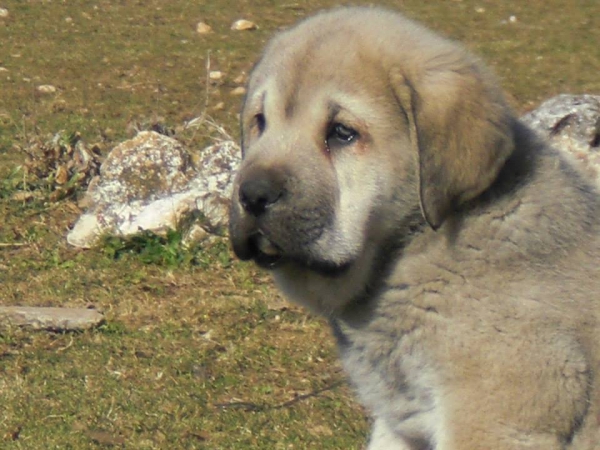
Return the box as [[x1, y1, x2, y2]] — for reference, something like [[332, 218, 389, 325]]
[[239, 172, 285, 216]]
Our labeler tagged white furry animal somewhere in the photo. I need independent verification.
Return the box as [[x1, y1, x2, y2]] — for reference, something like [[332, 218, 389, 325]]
[[229, 7, 600, 449]]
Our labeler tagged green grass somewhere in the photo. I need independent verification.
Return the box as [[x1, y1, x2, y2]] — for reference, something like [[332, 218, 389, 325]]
[[0, 0, 599, 448]]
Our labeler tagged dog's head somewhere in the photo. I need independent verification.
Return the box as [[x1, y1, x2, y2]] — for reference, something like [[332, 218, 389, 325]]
[[229, 7, 515, 313]]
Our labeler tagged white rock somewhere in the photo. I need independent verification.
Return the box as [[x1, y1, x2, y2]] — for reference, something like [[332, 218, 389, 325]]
[[231, 86, 246, 96], [66, 213, 104, 248], [231, 19, 257, 31], [37, 84, 57, 94], [67, 131, 240, 248], [0, 8, 8, 18], [209, 70, 223, 81], [522, 94, 600, 185], [196, 21, 212, 34], [233, 73, 247, 84]]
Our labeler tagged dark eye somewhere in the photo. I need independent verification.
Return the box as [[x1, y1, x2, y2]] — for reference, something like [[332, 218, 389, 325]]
[[254, 113, 266, 135], [326, 123, 358, 150]]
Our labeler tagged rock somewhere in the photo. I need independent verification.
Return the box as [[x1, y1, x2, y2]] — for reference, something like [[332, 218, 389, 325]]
[[521, 94, 600, 183], [67, 131, 240, 248], [231, 19, 257, 31], [230, 86, 246, 96], [233, 73, 247, 85], [0, 8, 8, 19], [209, 70, 223, 81], [37, 84, 57, 94], [0, 306, 105, 331], [196, 21, 212, 34]]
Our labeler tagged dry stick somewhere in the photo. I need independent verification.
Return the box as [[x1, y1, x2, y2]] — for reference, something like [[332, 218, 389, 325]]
[[214, 379, 345, 412], [204, 49, 211, 113], [185, 50, 212, 142], [0, 242, 27, 247]]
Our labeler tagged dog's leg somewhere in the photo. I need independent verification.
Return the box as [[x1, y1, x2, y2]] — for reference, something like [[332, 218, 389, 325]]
[[367, 419, 412, 450]]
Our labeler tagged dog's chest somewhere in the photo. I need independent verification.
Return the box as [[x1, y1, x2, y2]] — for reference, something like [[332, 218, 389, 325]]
[[333, 320, 441, 447]]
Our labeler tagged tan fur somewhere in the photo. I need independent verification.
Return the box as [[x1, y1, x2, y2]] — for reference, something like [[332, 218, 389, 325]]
[[229, 7, 600, 449]]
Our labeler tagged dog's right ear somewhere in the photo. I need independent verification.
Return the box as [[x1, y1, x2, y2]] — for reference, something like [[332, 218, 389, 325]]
[[391, 63, 514, 230]]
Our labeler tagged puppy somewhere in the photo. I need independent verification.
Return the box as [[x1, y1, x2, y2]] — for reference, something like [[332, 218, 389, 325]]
[[229, 7, 600, 449]]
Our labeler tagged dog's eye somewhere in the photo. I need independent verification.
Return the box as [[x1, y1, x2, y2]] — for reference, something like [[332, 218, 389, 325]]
[[253, 113, 266, 135], [327, 123, 358, 150]]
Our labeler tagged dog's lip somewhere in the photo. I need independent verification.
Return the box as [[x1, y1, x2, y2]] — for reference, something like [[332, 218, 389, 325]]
[[247, 232, 284, 269]]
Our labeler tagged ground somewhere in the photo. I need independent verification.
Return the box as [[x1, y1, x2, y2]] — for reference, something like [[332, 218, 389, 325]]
[[0, 1, 599, 448]]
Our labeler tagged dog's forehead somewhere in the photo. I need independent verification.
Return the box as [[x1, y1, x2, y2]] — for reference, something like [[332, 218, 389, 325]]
[[245, 8, 452, 111], [246, 33, 386, 119], [251, 38, 367, 92]]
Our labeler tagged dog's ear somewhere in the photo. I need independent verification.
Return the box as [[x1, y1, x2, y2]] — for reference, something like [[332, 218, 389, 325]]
[[391, 61, 514, 230]]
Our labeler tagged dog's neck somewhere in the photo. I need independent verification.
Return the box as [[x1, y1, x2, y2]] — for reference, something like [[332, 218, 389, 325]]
[[472, 119, 541, 208], [334, 120, 600, 325]]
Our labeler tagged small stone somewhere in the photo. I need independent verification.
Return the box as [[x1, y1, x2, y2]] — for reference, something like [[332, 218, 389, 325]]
[[231, 19, 257, 31], [213, 101, 225, 110], [231, 86, 246, 96], [196, 21, 212, 34], [475, 7, 485, 13], [0, 306, 105, 331], [65, 16, 73, 23], [233, 73, 247, 84], [37, 84, 57, 94], [55, 165, 69, 185], [0, 67, 8, 72], [10, 191, 37, 202], [209, 70, 223, 81], [0, 8, 8, 18], [184, 224, 209, 246], [509, 15, 517, 23]]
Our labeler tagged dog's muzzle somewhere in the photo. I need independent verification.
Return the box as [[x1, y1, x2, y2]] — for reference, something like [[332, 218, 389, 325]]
[[229, 167, 287, 269]]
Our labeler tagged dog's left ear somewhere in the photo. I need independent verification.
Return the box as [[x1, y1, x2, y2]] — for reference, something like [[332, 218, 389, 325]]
[[391, 60, 515, 230]]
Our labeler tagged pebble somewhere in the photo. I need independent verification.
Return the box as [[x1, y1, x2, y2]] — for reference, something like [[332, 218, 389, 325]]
[[231, 86, 246, 96], [37, 84, 57, 94], [233, 73, 247, 84], [0, 8, 8, 18], [231, 19, 257, 31], [196, 21, 212, 34], [209, 70, 223, 81]]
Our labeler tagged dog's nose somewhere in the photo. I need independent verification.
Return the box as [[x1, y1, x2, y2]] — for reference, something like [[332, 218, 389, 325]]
[[239, 174, 284, 216]]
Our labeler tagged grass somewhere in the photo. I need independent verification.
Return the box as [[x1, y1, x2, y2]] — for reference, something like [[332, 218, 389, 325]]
[[0, 0, 599, 448]]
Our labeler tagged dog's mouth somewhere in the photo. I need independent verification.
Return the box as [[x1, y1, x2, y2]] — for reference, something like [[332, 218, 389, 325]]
[[245, 232, 284, 269]]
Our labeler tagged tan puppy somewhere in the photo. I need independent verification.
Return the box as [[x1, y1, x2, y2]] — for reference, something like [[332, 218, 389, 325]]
[[229, 7, 600, 449]]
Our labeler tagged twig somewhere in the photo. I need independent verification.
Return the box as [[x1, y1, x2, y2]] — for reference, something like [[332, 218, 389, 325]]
[[214, 379, 345, 412], [0, 242, 27, 247]]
